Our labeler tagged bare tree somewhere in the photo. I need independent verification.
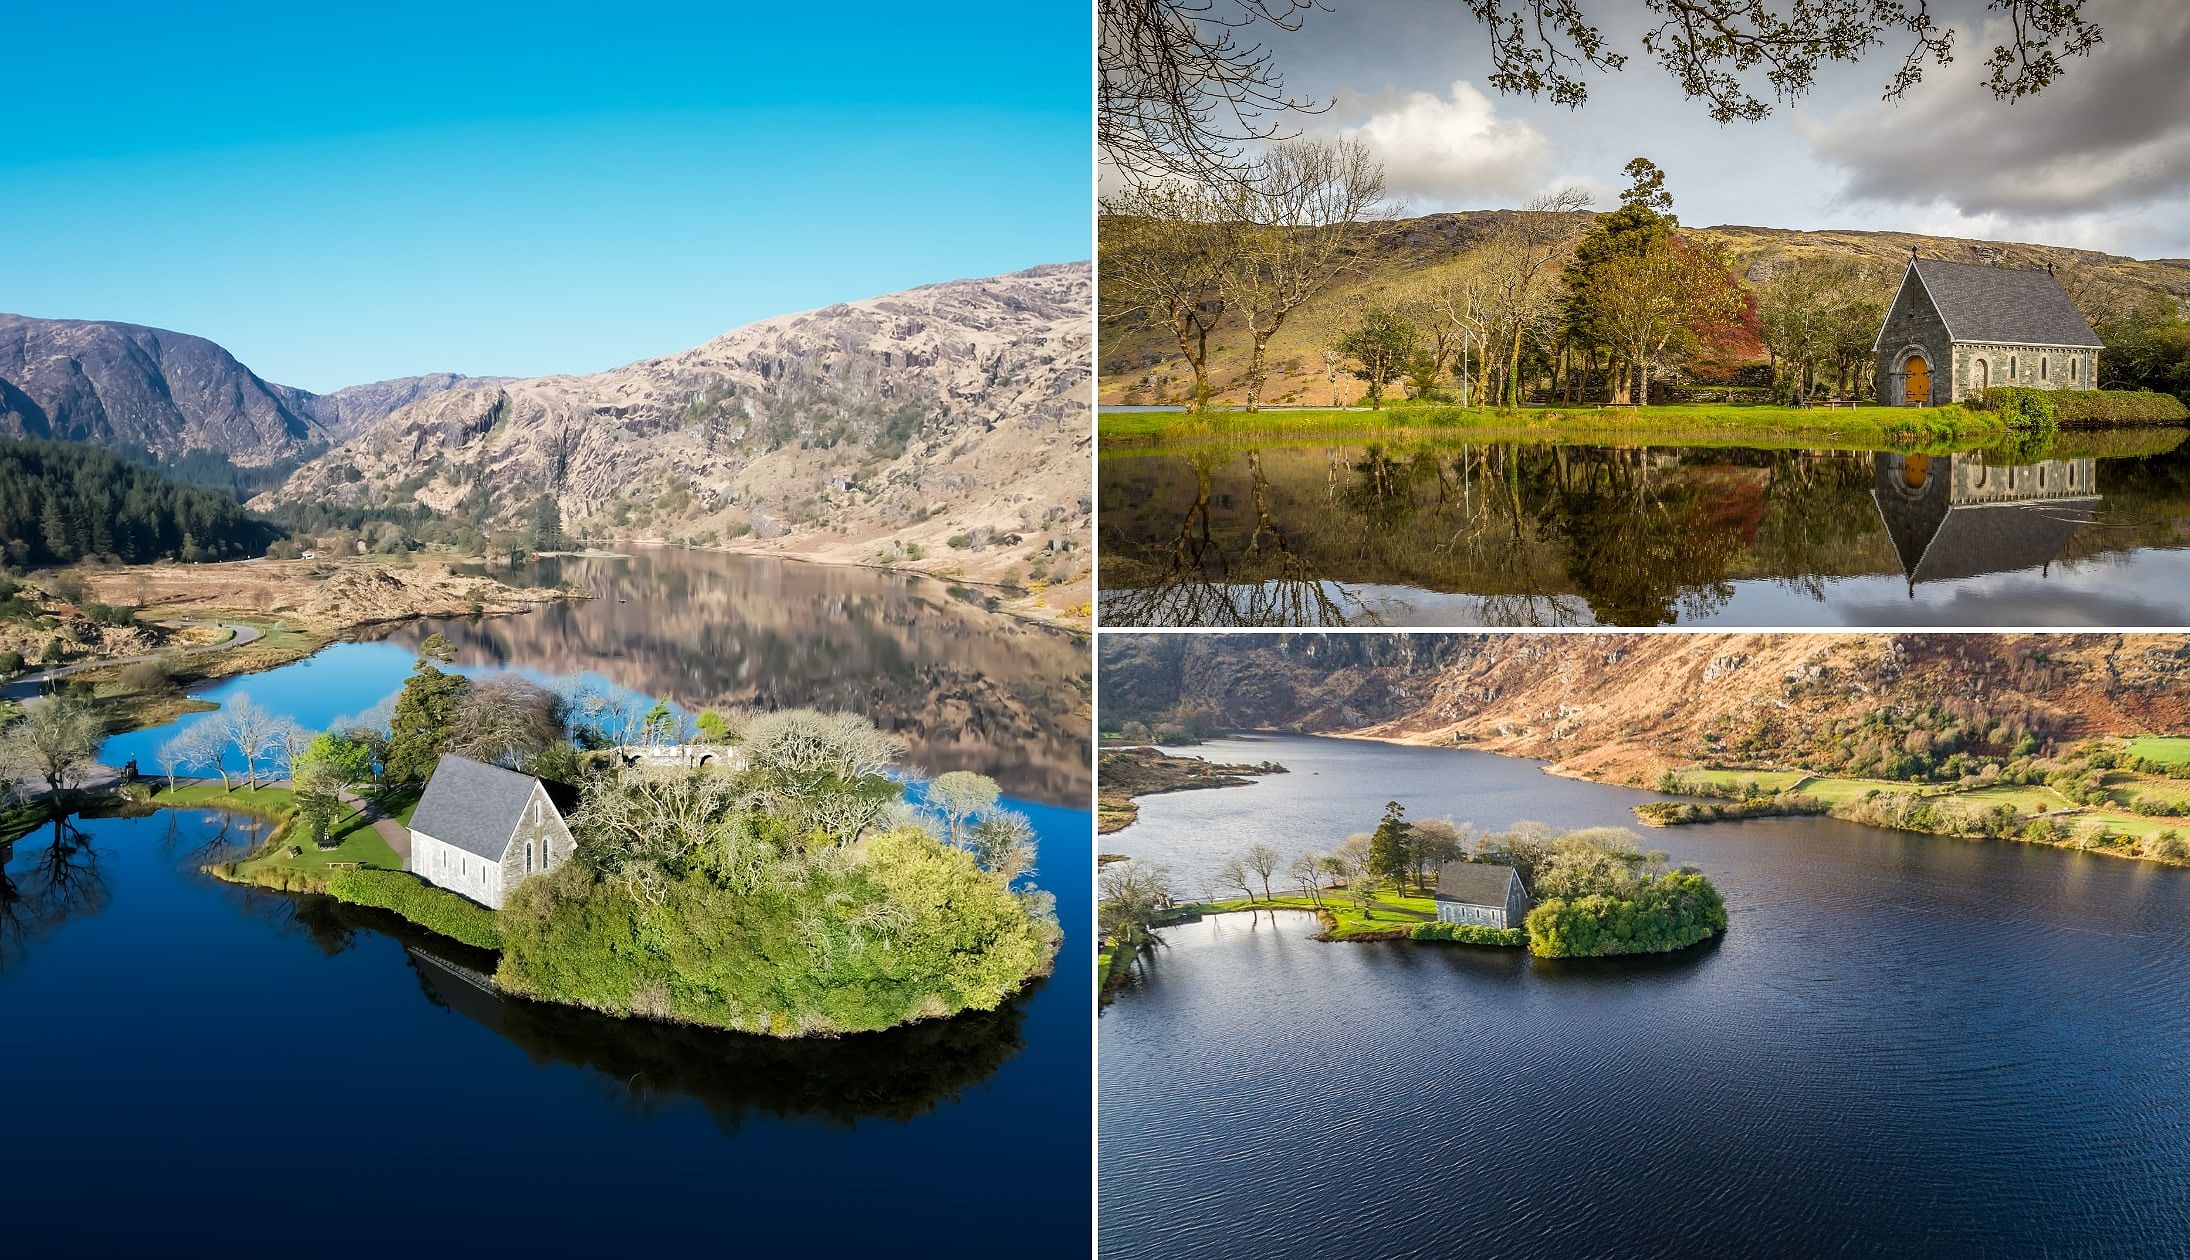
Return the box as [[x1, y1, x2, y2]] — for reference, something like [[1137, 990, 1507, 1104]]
[[221, 696, 278, 791], [0, 696, 104, 801], [1214, 855, 1256, 902], [265, 719, 313, 784], [1099, 0, 1324, 185], [174, 720, 231, 791], [1101, 182, 1242, 410], [449, 675, 565, 769], [153, 734, 188, 791], [1243, 841, 1283, 902], [1225, 138, 1387, 411], [1476, 189, 1595, 405], [1288, 851, 1324, 904]]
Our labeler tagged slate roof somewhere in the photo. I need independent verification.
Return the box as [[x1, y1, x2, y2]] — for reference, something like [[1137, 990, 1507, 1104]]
[[1908, 259, 2102, 348], [1435, 861, 1521, 907], [409, 754, 569, 861]]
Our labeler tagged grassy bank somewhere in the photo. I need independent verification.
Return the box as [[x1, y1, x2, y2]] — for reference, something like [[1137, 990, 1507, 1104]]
[[161, 784, 496, 948], [1646, 766, 2189, 865], [1177, 890, 1515, 943], [1100, 402, 2004, 447]]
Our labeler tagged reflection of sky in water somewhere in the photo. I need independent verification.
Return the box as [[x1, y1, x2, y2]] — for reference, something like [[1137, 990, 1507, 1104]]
[[97, 641, 646, 776]]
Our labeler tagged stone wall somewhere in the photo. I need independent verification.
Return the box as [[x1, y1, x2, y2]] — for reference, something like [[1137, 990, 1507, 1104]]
[[1437, 901, 1510, 928], [1873, 278, 1953, 405], [1951, 343, 2101, 400], [496, 783, 576, 901]]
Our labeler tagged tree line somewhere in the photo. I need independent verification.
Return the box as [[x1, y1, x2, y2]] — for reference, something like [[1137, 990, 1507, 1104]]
[[0, 437, 283, 566], [1104, 155, 1897, 410]]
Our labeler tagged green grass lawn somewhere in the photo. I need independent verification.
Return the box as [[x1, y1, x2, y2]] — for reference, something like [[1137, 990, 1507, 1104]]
[[1185, 889, 1443, 938], [1949, 784, 2074, 812], [150, 782, 407, 878], [1795, 777, 1925, 805], [1673, 769, 1812, 793], [2125, 736, 2190, 766], [1100, 401, 2002, 447], [149, 782, 297, 815]]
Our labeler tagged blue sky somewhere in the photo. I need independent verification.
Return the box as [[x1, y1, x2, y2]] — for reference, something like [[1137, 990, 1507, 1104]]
[[2, 2, 1091, 391]]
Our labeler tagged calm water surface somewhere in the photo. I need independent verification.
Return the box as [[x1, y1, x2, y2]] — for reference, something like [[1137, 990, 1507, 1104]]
[[2, 550, 1091, 1253], [1099, 735, 2190, 1258], [1097, 432, 2190, 627]]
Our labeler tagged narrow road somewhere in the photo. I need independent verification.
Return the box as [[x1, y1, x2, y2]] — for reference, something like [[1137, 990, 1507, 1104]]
[[3, 620, 263, 700]]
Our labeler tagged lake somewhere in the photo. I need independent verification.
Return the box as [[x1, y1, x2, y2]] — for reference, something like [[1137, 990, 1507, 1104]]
[[1096, 432, 2190, 627], [1, 548, 1092, 1253], [1098, 735, 2190, 1257]]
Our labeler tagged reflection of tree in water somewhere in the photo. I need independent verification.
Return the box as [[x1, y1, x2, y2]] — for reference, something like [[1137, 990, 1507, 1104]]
[[0, 819, 109, 967], [1746, 452, 1900, 598], [1100, 448, 1365, 626], [238, 892, 1033, 1127], [1529, 447, 1746, 625], [1103, 436, 2190, 625]]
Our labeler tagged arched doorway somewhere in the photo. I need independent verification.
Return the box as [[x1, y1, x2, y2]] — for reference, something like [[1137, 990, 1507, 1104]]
[[1902, 453, 1931, 489], [1903, 353, 1931, 406]]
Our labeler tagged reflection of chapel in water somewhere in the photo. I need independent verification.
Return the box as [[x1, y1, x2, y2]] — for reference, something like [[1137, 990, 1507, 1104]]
[[1872, 452, 2098, 591]]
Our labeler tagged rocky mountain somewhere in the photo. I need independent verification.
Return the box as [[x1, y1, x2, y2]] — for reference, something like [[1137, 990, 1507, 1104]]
[[0, 313, 476, 472], [1100, 633, 2190, 783], [1099, 211, 2190, 405], [265, 264, 1094, 616]]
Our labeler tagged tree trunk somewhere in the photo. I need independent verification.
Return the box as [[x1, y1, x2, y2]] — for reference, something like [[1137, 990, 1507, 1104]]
[[1244, 335, 1269, 412]]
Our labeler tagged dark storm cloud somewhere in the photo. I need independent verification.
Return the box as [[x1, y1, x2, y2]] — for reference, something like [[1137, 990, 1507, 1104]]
[[1806, 1, 2190, 217]]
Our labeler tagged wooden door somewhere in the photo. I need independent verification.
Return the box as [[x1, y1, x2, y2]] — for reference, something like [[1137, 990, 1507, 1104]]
[[1904, 355, 1930, 405]]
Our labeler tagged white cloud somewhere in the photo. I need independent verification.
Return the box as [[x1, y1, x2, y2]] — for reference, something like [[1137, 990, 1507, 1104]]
[[1320, 79, 1553, 210], [1802, 0, 2190, 240]]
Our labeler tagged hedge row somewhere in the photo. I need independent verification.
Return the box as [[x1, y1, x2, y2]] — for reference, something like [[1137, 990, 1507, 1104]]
[[1972, 387, 2189, 427], [1409, 920, 1524, 947], [323, 868, 502, 951]]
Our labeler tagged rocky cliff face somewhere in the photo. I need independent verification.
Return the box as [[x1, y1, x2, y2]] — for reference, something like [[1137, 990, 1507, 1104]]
[[265, 264, 1093, 607], [1100, 633, 2190, 781], [0, 313, 474, 468]]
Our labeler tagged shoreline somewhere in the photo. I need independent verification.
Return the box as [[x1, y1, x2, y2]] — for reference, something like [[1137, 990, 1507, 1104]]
[[1247, 728, 2190, 870], [592, 537, 1090, 634]]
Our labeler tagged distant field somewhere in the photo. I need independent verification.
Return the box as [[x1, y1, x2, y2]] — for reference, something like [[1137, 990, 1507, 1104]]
[[2105, 772, 2190, 809], [1799, 777, 1923, 805], [1676, 769, 1810, 793], [2125, 737, 2190, 766], [1950, 784, 2071, 812]]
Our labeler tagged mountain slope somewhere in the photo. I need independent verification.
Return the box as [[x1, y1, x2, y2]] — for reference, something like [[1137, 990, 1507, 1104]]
[[1098, 212, 2190, 405], [267, 264, 1094, 613], [0, 313, 477, 471], [1100, 633, 2190, 782]]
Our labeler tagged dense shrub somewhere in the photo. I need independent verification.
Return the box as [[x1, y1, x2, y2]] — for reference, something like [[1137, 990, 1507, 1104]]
[[1637, 792, 1825, 825], [1525, 870, 1727, 958], [1972, 386, 2186, 427], [1409, 921, 1524, 947], [497, 829, 1058, 1036], [1968, 386, 2056, 429], [323, 868, 503, 951]]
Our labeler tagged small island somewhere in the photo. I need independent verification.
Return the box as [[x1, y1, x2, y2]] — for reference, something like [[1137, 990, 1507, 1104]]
[[1101, 802, 1726, 1001], [6, 633, 1058, 1037], [1096, 744, 1286, 834]]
